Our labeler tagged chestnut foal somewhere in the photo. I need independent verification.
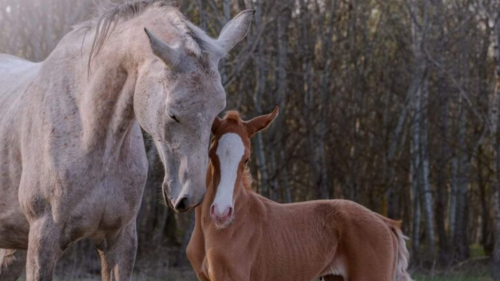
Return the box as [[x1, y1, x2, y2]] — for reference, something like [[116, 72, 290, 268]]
[[187, 107, 412, 281]]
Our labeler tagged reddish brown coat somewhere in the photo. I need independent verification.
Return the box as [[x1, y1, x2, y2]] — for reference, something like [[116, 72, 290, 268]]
[[187, 108, 412, 281]]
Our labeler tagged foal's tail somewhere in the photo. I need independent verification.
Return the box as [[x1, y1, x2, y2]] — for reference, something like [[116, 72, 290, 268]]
[[386, 220, 413, 281]]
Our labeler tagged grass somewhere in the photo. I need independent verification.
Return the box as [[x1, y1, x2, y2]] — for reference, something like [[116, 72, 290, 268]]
[[20, 271, 198, 281], [17, 242, 493, 281], [17, 273, 492, 281], [413, 274, 490, 281], [18, 271, 491, 281]]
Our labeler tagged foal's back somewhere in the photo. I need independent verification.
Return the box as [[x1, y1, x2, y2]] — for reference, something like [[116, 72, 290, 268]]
[[250, 197, 401, 281]]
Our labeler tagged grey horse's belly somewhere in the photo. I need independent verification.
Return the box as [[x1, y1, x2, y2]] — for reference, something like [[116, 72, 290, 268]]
[[0, 116, 30, 249], [0, 56, 39, 249]]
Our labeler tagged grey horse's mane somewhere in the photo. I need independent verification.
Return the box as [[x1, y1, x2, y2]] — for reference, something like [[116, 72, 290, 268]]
[[86, 0, 225, 67]]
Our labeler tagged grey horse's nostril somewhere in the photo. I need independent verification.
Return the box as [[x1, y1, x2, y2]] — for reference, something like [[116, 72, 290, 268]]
[[175, 197, 189, 212]]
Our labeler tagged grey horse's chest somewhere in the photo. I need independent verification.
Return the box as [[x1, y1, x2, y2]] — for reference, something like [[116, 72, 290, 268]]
[[19, 125, 148, 235]]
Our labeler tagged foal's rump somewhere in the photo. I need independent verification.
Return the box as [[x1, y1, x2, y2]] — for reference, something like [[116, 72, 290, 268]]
[[323, 200, 412, 281], [377, 215, 412, 281]]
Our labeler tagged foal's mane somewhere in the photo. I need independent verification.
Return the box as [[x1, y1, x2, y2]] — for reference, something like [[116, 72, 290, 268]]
[[242, 166, 253, 190], [84, 0, 225, 67], [224, 110, 242, 123]]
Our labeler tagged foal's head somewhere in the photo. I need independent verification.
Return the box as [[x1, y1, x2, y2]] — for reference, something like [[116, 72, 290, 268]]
[[208, 107, 279, 228]]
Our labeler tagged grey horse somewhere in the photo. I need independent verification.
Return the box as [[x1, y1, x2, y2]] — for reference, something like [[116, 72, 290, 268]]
[[0, 1, 253, 280]]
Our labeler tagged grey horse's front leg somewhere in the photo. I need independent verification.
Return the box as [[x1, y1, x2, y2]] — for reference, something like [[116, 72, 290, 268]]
[[26, 216, 65, 281], [0, 249, 26, 281], [96, 222, 138, 281]]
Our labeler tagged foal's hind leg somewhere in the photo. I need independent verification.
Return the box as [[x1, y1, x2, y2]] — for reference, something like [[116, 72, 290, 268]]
[[0, 249, 26, 281], [96, 222, 137, 281]]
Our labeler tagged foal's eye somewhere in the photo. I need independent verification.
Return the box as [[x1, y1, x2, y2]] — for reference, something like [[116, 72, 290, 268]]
[[244, 159, 250, 165], [169, 114, 180, 123]]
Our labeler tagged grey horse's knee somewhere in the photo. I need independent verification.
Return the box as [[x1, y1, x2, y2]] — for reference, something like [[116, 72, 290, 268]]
[[96, 223, 138, 281], [0, 249, 26, 281]]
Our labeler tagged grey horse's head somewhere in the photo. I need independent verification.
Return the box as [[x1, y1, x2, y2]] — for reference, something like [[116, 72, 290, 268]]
[[134, 9, 253, 212]]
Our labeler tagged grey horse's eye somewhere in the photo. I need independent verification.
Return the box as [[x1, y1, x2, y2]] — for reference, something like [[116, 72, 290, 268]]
[[169, 114, 180, 123]]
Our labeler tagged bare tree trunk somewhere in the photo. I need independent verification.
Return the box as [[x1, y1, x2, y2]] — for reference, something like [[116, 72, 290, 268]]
[[219, 0, 230, 84], [411, 153, 421, 261], [197, 0, 206, 30], [491, 10, 500, 280], [419, 78, 436, 257], [269, 150, 279, 201], [453, 92, 470, 261], [298, 0, 321, 199], [175, 213, 195, 267], [478, 148, 491, 254], [252, 0, 270, 198], [273, 1, 292, 202], [431, 0, 451, 262], [315, 0, 339, 199], [408, 0, 435, 258], [385, 79, 417, 218]]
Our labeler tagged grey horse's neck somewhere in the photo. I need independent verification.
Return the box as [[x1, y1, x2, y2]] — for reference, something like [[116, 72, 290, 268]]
[[34, 27, 141, 159]]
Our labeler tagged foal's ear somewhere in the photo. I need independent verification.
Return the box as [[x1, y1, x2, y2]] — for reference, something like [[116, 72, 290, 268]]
[[244, 106, 279, 137], [212, 116, 223, 135]]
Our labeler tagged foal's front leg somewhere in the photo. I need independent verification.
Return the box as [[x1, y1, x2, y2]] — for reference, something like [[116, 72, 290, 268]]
[[206, 250, 250, 281], [96, 222, 137, 281], [209, 268, 250, 281]]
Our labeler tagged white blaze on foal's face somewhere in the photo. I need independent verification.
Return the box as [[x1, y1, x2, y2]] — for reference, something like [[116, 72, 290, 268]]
[[211, 133, 245, 228]]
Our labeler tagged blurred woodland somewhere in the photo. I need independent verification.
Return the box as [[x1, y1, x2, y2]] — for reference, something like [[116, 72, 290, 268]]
[[2, 0, 500, 279]]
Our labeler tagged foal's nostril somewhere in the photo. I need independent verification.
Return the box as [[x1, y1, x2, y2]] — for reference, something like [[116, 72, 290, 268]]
[[175, 197, 189, 212], [227, 207, 233, 217], [210, 205, 216, 217]]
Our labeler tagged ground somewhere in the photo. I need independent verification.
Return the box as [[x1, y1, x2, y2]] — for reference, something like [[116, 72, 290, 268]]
[[15, 242, 494, 280], [16, 268, 492, 281]]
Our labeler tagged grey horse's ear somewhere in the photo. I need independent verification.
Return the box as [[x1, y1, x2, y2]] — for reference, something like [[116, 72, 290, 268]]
[[217, 9, 254, 53], [144, 28, 181, 69]]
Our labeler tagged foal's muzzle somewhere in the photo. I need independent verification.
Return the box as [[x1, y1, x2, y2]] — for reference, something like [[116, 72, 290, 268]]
[[210, 204, 234, 228]]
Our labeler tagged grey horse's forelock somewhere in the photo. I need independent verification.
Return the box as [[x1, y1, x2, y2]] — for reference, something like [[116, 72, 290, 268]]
[[87, 0, 225, 69], [186, 21, 226, 58]]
